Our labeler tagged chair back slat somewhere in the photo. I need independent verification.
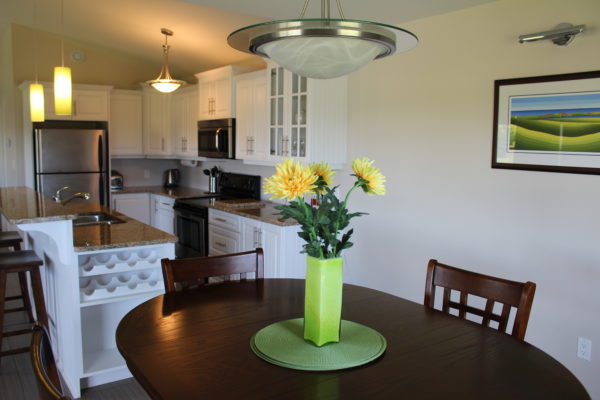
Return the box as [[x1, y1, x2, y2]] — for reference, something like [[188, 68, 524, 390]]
[[424, 259, 536, 341], [162, 249, 264, 293]]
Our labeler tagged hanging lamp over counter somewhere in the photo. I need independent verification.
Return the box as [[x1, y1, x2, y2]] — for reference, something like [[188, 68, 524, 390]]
[[29, 0, 44, 122], [227, 0, 418, 79], [54, 0, 72, 115], [147, 28, 186, 93]]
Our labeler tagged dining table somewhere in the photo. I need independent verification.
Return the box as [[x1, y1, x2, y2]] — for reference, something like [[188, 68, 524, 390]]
[[116, 279, 590, 399]]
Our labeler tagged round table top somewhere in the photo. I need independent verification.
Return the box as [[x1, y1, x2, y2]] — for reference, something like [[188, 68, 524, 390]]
[[116, 279, 589, 400]]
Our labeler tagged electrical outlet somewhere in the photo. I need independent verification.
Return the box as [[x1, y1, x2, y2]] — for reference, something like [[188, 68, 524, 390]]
[[577, 337, 592, 361], [143, 169, 150, 179]]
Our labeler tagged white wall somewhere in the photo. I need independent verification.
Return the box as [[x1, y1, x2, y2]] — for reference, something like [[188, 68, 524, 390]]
[[111, 158, 181, 187], [341, 0, 600, 397]]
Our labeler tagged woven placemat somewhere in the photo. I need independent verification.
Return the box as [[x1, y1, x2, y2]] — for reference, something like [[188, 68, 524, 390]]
[[250, 318, 386, 371]]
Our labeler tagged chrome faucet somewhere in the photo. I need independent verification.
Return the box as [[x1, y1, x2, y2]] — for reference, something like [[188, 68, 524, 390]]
[[53, 186, 92, 205], [52, 186, 71, 203]]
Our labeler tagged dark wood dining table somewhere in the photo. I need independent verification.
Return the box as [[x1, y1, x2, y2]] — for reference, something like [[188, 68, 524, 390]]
[[116, 279, 589, 399]]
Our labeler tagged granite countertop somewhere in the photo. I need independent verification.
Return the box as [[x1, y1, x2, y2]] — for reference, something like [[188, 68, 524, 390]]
[[208, 199, 298, 227], [111, 186, 213, 199], [0, 186, 177, 252]]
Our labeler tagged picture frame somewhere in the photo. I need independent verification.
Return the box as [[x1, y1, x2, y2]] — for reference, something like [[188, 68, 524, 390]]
[[492, 70, 600, 175]]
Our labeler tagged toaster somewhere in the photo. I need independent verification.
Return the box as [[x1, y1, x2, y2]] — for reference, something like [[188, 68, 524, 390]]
[[110, 170, 124, 191]]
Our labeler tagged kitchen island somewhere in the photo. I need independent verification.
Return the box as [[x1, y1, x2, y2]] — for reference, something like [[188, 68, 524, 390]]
[[0, 187, 176, 398]]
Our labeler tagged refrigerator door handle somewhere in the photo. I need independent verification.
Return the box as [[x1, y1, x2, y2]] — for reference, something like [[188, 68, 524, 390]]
[[98, 133, 104, 172], [34, 129, 42, 180]]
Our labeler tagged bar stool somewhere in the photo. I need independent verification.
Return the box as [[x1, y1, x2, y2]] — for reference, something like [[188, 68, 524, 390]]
[[0, 232, 34, 323], [0, 250, 48, 359]]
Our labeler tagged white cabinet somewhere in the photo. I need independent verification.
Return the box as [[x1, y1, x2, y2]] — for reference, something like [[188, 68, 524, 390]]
[[266, 62, 348, 168], [208, 209, 241, 255], [170, 86, 198, 157], [109, 90, 143, 156], [112, 193, 150, 225], [208, 208, 304, 278], [195, 66, 250, 120], [235, 70, 268, 161], [43, 84, 111, 121], [151, 195, 175, 234], [142, 87, 171, 155]]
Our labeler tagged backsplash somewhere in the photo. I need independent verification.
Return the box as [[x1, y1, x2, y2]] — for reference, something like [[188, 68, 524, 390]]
[[111, 159, 181, 187], [179, 159, 278, 201]]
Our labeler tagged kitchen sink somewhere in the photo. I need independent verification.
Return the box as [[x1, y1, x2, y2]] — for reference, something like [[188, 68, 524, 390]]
[[72, 212, 125, 227]]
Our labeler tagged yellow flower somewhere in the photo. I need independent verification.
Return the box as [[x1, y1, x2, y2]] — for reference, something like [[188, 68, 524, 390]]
[[264, 159, 318, 201], [352, 158, 386, 195], [309, 162, 335, 194]]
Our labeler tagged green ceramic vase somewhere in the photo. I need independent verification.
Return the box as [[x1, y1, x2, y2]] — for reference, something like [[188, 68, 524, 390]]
[[303, 256, 343, 347]]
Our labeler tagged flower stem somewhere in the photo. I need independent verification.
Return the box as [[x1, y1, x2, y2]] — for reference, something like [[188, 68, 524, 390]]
[[332, 182, 361, 257], [299, 197, 324, 259]]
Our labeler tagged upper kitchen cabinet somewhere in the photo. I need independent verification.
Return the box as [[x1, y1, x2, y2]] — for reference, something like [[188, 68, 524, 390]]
[[110, 90, 143, 157], [42, 83, 111, 121], [170, 85, 198, 158], [266, 62, 348, 168], [195, 65, 250, 120], [142, 85, 171, 156], [235, 70, 268, 161]]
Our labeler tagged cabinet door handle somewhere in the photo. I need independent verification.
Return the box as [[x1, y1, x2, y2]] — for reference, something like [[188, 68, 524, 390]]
[[215, 217, 227, 223], [161, 138, 165, 151], [215, 241, 226, 248]]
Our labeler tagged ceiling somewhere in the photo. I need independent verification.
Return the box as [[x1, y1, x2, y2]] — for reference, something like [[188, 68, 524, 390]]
[[1, 0, 497, 78]]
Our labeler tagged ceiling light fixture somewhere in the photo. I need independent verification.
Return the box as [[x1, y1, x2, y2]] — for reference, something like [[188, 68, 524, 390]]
[[228, 0, 418, 79], [54, 0, 72, 115], [147, 28, 186, 93], [30, 0, 44, 122], [518, 23, 585, 46]]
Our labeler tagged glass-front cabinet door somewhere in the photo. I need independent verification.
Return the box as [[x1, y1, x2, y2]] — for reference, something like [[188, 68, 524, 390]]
[[269, 66, 308, 159], [269, 66, 285, 156], [290, 73, 307, 157]]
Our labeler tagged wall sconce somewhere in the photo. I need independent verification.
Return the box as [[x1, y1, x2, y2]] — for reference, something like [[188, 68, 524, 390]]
[[518, 23, 585, 46]]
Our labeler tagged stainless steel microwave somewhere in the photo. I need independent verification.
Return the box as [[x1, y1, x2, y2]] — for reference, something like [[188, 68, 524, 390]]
[[198, 118, 235, 159]]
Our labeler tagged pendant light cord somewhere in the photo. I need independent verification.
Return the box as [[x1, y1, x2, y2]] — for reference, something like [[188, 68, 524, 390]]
[[60, 0, 65, 66], [33, 0, 38, 82], [299, 0, 345, 19]]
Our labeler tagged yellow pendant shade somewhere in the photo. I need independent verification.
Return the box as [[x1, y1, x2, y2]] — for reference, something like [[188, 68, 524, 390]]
[[54, 66, 72, 115], [29, 83, 45, 122]]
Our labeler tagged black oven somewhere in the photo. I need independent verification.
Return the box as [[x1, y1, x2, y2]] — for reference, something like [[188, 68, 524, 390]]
[[198, 118, 235, 159], [173, 172, 261, 259]]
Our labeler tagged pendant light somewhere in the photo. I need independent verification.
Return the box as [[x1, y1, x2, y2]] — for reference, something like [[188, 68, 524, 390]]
[[54, 0, 72, 115], [228, 0, 418, 79], [29, 0, 44, 122], [147, 28, 186, 93]]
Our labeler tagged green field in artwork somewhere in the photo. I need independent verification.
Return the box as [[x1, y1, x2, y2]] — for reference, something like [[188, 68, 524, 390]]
[[510, 112, 600, 152]]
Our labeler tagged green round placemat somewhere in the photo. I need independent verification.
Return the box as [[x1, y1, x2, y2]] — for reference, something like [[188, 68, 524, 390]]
[[250, 318, 386, 371]]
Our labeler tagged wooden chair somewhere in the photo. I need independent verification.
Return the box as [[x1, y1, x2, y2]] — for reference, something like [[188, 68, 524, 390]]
[[161, 248, 264, 293], [31, 322, 71, 400], [424, 259, 536, 340]]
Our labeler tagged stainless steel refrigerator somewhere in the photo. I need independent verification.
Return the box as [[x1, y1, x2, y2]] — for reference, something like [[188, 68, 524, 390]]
[[34, 121, 109, 206]]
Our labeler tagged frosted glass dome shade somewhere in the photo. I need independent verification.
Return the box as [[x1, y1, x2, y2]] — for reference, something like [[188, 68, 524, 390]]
[[259, 37, 387, 79], [228, 19, 418, 79]]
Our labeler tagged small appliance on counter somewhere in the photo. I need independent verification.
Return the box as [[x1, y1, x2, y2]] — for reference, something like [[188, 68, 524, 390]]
[[110, 170, 124, 191], [164, 168, 180, 188]]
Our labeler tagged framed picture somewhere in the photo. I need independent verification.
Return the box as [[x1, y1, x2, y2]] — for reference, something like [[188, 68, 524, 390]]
[[492, 70, 600, 174]]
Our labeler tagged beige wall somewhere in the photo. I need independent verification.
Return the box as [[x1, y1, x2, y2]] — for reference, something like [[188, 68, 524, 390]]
[[342, 0, 600, 397], [0, 22, 20, 186], [11, 24, 159, 89]]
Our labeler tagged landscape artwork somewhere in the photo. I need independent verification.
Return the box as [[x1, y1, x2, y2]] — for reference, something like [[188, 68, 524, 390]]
[[508, 92, 600, 153]]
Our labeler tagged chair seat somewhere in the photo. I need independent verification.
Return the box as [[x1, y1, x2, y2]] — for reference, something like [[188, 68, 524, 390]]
[[0, 250, 43, 272], [0, 231, 22, 248]]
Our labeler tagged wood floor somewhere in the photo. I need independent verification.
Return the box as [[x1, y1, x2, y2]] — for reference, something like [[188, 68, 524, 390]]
[[1, 273, 150, 400]]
